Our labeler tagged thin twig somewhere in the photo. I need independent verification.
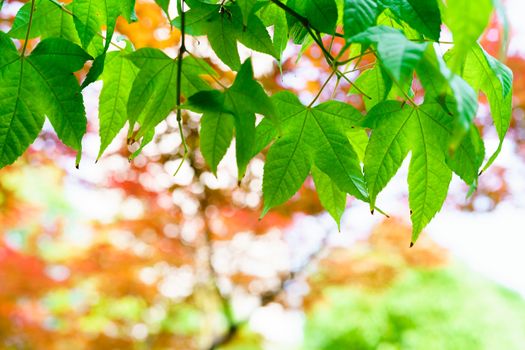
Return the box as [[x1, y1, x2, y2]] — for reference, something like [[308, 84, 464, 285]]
[[334, 42, 352, 61], [261, 229, 331, 306], [336, 50, 372, 66], [308, 70, 336, 107], [342, 61, 377, 75], [174, 0, 189, 176], [410, 38, 454, 44], [204, 227, 236, 350], [336, 69, 372, 99]]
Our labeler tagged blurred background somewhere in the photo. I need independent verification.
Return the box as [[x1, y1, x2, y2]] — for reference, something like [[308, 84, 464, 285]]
[[1, 0, 525, 349]]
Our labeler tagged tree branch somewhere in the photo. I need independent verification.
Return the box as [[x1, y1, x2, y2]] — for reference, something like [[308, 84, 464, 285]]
[[207, 223, 332, 350], [261, 229, 330, 306]]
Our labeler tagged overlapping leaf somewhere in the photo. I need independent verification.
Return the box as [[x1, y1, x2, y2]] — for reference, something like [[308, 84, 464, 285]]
[[172, 2, 277, 70], [10, 0, 79, 43], [343, 0, 441, 40], [10, 0, 134, 57], [259, 3, 288, 60], [350, 26, 427, 84], [454, 45, 513, 142], [443, 0, 493, 70], [381, 0, 441, 41], [288, 0, 338, 34], [70, 0, 135, 49], [262, 92, 367, 215], [343, 0, 379, 38], [457, 45, 512, 171], [237, 0, 258, 26], [98, 49, 139, 159], [417, 46, 478, 149], [185, 59, 275, 178], [350, 66, 392, 111], [155, 0, 170, 19], [126, 48, 214, 141], [312, 166, 347, 228]]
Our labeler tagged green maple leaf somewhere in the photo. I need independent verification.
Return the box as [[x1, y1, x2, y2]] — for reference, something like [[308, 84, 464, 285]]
[[364, 100, 485, 242], [0, 35, 90, 168], [446, 124, 485, 187], [362, 101, 413, 210], [407, 105, 453, 241], [200, 111, 235, 175], [262, 91, 367, 216]]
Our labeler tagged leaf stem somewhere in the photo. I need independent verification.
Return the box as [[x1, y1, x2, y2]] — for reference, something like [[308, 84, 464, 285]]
[[342, 61, 376, 74], [187, 52, 227, 89], [336, 50, 372, 66], [174, 0, 189, 175], [21, 0, 36, 56], [308, 70, 336, 107], [336, 69, 372, 99]]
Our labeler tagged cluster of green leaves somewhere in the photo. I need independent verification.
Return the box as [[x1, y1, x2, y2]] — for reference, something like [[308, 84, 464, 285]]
[[0, 0, 513, 242]]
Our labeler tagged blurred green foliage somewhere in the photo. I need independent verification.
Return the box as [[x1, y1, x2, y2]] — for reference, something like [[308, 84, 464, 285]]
[[304, 267, 525, 350]]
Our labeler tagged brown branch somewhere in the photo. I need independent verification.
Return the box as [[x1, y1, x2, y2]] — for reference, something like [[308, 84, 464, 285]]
[[207, 224, 331, 350]]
